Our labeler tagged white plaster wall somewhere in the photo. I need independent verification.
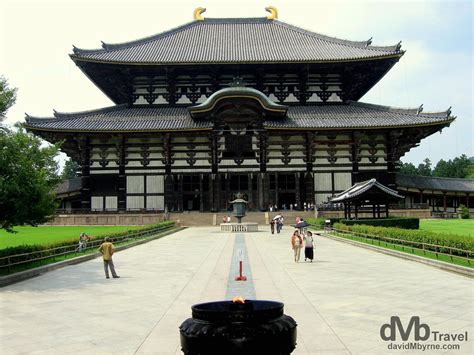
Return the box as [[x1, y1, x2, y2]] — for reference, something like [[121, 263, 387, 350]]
[[334, 172, 352, 191], [146, 176, 164, 194], [146, 196, 164, 210], [314, 173, 332, 191], [91, 196, 103, 211], [127, 176, 144, 194], [127, 196, 144, 210], [105, 196, 118, 210]]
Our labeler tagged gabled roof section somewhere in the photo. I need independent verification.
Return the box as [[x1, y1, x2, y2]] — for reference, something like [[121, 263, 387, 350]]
[[70, 17, 403, 65], [331, 179, 404, 203], [189, 87, 288, 119]]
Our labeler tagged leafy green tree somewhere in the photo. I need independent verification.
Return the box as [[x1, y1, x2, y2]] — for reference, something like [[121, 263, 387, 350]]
[[1, 77, 61, 231], [61, 157, 80, 180], [0, 128, 60, 231], [417, 158, 432, 176], [399, 162, 419, 175], [433, 154, 471, 178], [0, 76, 17, 123]]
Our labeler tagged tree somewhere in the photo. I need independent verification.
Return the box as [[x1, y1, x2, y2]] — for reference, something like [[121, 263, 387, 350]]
[[417, 158, 432, 176], [399, 162, 419, 175], [61, 157, 80, 180], [433, 154, 471, 178], [0, 76, 17, 123], [0, 128, 60, 232], [400, 155, 473, 178]]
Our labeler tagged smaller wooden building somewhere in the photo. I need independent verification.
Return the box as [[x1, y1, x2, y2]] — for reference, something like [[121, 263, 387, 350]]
[[331, 179, 404, 219]]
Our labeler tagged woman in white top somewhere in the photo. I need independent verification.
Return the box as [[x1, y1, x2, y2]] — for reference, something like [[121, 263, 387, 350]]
[[303, 231, 314, 262]]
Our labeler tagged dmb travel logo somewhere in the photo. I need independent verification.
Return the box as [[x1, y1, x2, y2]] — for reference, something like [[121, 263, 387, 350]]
[[380, 316, 468, 351]]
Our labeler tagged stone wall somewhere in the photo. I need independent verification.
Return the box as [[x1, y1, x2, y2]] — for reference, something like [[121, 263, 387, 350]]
[[47, 214, 164, 226]]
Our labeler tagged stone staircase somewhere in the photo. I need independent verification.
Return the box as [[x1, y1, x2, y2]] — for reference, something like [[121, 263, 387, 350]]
[[168, 211, 316, 227]]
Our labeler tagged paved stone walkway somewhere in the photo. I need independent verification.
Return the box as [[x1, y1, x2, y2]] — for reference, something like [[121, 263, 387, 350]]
[[0, 227, 473, 354]]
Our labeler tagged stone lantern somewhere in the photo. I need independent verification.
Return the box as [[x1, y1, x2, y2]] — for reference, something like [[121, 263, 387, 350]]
[[229, 192, 248, 224]]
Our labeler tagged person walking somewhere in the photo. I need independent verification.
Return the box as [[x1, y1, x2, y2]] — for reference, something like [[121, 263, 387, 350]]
[[76, 232, 89, 252], [291, 230, 302, 262], [98, 237, 120, 279], [270, 219, 275, 234], [303, 231, 315, 262]]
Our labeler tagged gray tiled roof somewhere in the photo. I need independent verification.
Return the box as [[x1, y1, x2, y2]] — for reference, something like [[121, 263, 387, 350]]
[[396, 174, 474, 193], [26, 105, 212, 131], [266, 101, 452, 129], [25, 102, 453, 132], [331, 178, 404, 203], [56, 178, 82, 196], [71, 18, 403, 64]]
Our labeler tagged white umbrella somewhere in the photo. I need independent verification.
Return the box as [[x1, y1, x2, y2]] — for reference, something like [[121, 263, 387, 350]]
[[272, 215, 282, 220]]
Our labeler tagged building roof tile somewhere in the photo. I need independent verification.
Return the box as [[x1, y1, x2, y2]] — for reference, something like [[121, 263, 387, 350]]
[[24, 102, 453, 132], [71, 18, 403, 64], [396, 174, 474, 193]]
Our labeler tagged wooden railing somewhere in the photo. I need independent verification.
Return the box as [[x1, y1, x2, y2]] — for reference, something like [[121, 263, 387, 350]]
[[0, 224, 175, 274], [328, 228, 473, 265]]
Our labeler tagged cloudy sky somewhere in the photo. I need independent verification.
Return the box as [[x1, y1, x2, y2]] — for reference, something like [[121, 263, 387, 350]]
[[1, 0, 472, 166]]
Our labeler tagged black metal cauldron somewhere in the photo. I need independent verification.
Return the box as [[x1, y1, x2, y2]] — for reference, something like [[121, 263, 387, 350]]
[[179, 300, 297, 354]]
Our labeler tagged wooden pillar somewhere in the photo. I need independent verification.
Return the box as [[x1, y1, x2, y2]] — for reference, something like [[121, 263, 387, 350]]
[[178, 174, 183, 211], [225, 173, 230, 211], [199, 174, 204, 212], [275, 173, 279, 210], [354, 203, 358, 219], [385, 201, 389, 218], [443, 192, 447, 212], [351, 132, 360, 184], [347, 202, 351, 219], [257, 131, 269, 211], [116, 135, 127, 211], [165, 175, 174, 211], [295, 172, 301, 210], [247, 173, 253, 211], [257, 173, 265, 211], [419, 189, 424, 204], [377, 204, 381, 218], [466, 193, 470, 208], [78, 136, 91, 212], [372, 204, 376, 219], [454, 192, 457, 213]]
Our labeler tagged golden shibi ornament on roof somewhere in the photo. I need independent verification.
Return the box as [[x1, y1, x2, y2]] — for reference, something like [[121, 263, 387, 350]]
[[193, 6, 278, 21]]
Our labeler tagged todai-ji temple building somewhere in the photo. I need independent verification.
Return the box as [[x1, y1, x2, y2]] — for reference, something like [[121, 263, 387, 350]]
[[25, 7, 457, 213]]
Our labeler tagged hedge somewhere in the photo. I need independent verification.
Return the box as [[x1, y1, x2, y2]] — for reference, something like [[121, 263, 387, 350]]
[[306, 217, 343, 228], [333, 223, 474, 256], [0, 221, 175, 260], [341, 218, 419, 230]]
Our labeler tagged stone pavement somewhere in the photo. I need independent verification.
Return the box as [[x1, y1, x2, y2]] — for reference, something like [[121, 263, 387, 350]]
[[0, 227, 473, 354]]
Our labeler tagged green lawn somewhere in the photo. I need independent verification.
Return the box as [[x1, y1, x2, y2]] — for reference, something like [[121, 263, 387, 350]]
[[0, 226, 142, 249], [420, 219, 474, 238]]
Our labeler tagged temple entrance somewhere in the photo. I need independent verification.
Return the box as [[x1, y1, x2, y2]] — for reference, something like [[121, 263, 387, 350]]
[[183, 194, 200, 211], [278, 192, 296, 209]]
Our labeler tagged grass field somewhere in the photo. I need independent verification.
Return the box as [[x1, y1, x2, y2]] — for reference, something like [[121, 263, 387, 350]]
[[0, 226, 142, 249], [420, 219, 474, 237]]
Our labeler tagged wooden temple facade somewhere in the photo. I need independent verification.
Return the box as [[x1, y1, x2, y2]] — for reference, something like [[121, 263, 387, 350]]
[[25, 8, 455, 213]]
